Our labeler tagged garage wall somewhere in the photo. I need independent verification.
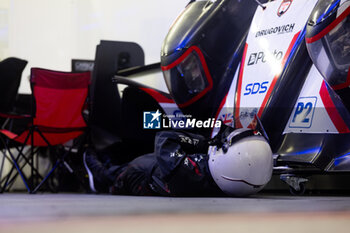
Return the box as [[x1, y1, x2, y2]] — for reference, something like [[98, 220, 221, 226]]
[[3, 0, 189, 93], [0, 0, 9, 60]]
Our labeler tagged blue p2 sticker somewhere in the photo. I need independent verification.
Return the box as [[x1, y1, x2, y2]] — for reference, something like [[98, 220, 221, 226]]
[[289, 97, 317, 128]]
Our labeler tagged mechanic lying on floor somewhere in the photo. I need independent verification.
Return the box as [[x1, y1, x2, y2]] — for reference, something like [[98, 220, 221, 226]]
[[83, 126, 273, 197]]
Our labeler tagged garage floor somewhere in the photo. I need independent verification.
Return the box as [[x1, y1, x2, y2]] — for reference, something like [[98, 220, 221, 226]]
[[1, 193, 350, 233]]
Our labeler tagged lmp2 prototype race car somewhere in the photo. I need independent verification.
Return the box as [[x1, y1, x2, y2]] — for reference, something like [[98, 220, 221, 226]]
[[150, 0, 350, 194]]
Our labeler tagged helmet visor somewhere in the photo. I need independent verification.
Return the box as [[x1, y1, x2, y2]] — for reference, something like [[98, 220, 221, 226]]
[[162, 46, 213, 107], [326, 17, 350, 70], [306, 4, 350, 89]]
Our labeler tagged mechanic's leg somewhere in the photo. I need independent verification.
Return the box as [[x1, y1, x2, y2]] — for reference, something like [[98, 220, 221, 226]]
[[110, 154, 159, 196]]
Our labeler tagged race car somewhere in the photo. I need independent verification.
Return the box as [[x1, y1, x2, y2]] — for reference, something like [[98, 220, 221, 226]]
[[157, 0, 350, 194]]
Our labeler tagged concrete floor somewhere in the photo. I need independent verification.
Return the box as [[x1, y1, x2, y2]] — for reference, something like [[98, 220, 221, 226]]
[[1, 193, 350, 233]]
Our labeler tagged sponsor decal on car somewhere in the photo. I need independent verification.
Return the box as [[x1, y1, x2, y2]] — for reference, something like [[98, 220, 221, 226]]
[[247, 50, 283, 66], [289, 97, 317, 128], [255, 23, 295, 37], [244, 81, 269, 96], [278, 0, 293, 17]]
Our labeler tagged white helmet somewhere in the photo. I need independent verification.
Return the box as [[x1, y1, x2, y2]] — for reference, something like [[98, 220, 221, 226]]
[[208, 128, 273, 196]]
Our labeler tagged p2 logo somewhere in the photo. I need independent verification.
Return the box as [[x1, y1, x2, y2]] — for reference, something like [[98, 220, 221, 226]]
[[290, 97, 317, 128]]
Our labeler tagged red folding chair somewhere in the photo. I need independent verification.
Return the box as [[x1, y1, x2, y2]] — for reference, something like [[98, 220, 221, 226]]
[[0, 68, 90, 193]]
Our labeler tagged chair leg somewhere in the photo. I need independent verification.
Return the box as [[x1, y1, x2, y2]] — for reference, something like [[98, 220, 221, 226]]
[[1, 146, 33, 192], [0, 133, 32, 193], [1, 153, 19, 192], [13, 147, 44, 187], [30, 129, 64, 193], [29, 129, 89, 193], [30, 127, 34, 190], [4, 148, 31, 192], [31, 150, 87, 193], [0, 149, 21, 192], [0, 150, 6, 193], [31, 160, 60, 194], [1, 149, 45, 192]]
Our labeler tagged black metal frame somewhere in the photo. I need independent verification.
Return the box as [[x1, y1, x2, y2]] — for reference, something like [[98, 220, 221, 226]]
[[0, 125, 87, 193]]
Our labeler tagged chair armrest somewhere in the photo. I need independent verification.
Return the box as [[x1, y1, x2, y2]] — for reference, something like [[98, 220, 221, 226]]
[[0, 128, 18, 140]]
